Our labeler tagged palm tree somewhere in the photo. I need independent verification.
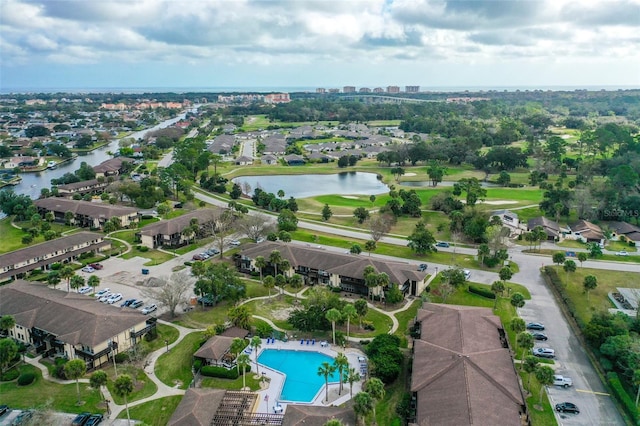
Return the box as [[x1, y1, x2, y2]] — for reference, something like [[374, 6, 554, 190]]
[[47, 271, 61, 289], [583, 275, 598, 300], [87, 275, 100, 293], [59, 266, 74, 293], [89, 370, 108, 402], [364, 378, 385, 421], [64, 359, 87, 404], [477, 243, 490, 266], [70, 275, 85, 293], [517, 332, 534, 369], [490, 281, 505, 309], [523, 356, 539, 391], [250, 336, 262, 375], [345, 367, 361, 397], [280, 259, 291, 279], [237, 353, 251, 390], [326, 308, 342, 346], [255, 256, 267, 284], [342, 304, 357, 341], [334, 353, 349, 395], [114, 374, 134, 425], [353, 391, 374, 425], [317, 361, 336, 403], [0, 315, 16, 336], [230, 337, 246, 372], [269, 250, 282, 277], [263, 275, 275, 298], [535, 365, 555, 404], [289, 274, 303, 299], [563, 259, 577, 285]]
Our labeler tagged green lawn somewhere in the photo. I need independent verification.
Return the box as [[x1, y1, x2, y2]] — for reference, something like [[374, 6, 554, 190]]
[[155, 331, 204, 389], [393, 299, 422, 340], [243, 296, 296, 330], [346, 304, 394, 338], [173, 300, 235, 329], [0, 364, 105, 414], [106, 366, 157, 404], [521, 373, 559, 426], [116, 395, 182, 426], [121, 247, 175, 265], [200, 372, 262, 391], [139, 324, 180, 353]]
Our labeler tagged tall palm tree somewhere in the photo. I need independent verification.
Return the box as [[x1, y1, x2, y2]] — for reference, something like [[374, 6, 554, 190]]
[[114, 374, 134, 425], [255, 256, 267, 284], [263, 275, 275, 297], [289, 274, 303, 299], [342, 304, 357, 340], [250, 336, 262, 375], [353, 391, 374, 425], [59, 266, 74, 293], [334, 353, 349, 395], [64, 359, 86, 404], [346, 367, 361, 397], [317, 362, 336, 403], [326, 308, 342, 345], [237, 353, 251, 390], [364, 378, 385, 422], [269, 250, 282, 277]]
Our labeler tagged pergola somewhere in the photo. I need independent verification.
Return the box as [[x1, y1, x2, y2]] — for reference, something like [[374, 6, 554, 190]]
[[210, 391, 283, 425]]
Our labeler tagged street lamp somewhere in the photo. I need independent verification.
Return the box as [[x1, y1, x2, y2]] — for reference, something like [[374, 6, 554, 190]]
[[165, 339, 169, 352]]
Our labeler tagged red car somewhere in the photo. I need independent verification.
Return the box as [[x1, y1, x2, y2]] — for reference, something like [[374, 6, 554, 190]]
[[89, 263, 104, 270]]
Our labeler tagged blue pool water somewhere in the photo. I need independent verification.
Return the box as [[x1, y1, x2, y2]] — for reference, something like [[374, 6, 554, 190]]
[[258, 349, 339, 402]]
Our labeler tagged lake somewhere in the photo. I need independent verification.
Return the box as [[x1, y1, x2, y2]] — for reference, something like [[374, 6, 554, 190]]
[[232, 172, 389, 198]]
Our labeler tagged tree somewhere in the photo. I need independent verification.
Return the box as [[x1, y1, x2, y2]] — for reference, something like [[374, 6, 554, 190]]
[[237, 214, 275, 243], [364, 240, 376, 257], [0, 315, 16, 336], [250, 336, 262, 376], [353, 207, 370, 224], [563, 260, 576, 285], [345, 367, 361, 397], [523, 356, 539, 390], [433, 281, 455, 303], [289, 274, 304, 299], [70, 275, 85, 292], [368, 214, 393, 242], [334, 353, 349, 395], [633, 369, 640, 406], [491, 281, 505, 309], [343, 304, 357, 341], [269, 250, 283, 277], [453, 178, 487, 206], [496, 170, 511, 186], [552, 252, 566, 266], [426, 161, 446, 186], [587, 242, 603, 258], [60, 266, 74, 293], [510, 318, 526, 335], [64, 359, 87, 404], [535, 365, 555, 404], [277, 230, 291, 243], [354, 299, 368, 328], [47, 271, 61, 289], [577, 252, 588, 267], [228, 305, 252, 330], [318, 361, 337, 403], [87, 275, 100, 293], [277, 209, 298, 231], [89, 370, 108, 401], [407, 221, 436, 255], [477, 243, 490, 266], [113, 374, 134, 425], [350, 243, 362, 255], [140, 270, 193, 317], [517, 332, 535, 369], [237, 353, 251, 390], [230, 338, 246, 362], [499, 266, 513, 283], [353, 391, 374, 425], [0, 338, 18, 374], [263, 276, 275, 298], [326, 308, 342, 346], [322, 204, 333, 221], [583, 275, 598, 300], [510, 292, 526, 308], [364, 377, 385, 421], [255, 256, 267, 285]]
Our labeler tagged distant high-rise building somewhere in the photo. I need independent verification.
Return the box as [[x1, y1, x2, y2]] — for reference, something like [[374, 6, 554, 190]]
[[387, 86, 400, 93], [316, 88, 326, 94], [359, 87, 371, 93], [264, 93, 291, 104], [405, 86, 420, 93], [373, 87, 384, 93], [343, 86, 356, 93], [328, 88, 340, 93]]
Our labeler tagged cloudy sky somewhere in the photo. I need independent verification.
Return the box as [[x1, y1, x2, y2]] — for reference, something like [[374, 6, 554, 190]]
[[1, 0, 639, 91]]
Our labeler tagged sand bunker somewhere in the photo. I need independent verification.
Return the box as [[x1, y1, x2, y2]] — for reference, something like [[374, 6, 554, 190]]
[[404, 172, 417, 177], [342, 195, 359, 199], [482, 200, 519, 205]]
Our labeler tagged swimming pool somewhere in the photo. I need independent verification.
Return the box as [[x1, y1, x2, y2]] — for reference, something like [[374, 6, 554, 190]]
[[258, 349, 339, 403]]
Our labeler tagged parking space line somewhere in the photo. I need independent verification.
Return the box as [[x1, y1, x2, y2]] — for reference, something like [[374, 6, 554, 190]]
[[576, 389, 610, 396]]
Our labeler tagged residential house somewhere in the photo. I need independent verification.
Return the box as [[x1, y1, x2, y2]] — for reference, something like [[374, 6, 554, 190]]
[[93, 157, 133, 177], [0, 232, 110, 281], [236, 242, 428, 297], [168, 388, 227, 426], [284, 154, 305, 166], [608, 221, 640, 242], [492, 209, 520, 229], [527, 216, 560, 241], [0, 281, 154, 370], [137, 208, 223, 249], [235, 155, 254, 165], [4, 156, 44, 169], [208, 134, 236, 155], [34, 198, 139, 229], [260, 154, 278, 165], [569, 219, 604, 243], [282, 406, 356, 425], [261, 135, 287, 155], [410, 304, 527, 426], [56, 179, 109, 197]]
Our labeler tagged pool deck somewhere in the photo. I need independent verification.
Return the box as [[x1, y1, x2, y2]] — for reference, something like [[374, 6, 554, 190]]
[[250, 338, 366, 415]]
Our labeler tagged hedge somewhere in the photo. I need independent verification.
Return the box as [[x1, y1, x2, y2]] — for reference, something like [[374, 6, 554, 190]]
[[468, 285, 495, 299], [543, 267, 583, 328], [200, 365, 251, 379], [607, 372, 639, 424], [17, 372, 36, 386]]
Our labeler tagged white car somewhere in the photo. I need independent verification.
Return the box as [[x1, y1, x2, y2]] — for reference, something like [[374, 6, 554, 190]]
[[463, 269, 471, 280], [141, 304, 158, 315], [615, 250, 629, 256], [107, 293, 123, 304], [81, 266, 95, 273], [229, 240, 241, 246], [78, 286, 92, 294], [99, 292, 113, 303], [533, 347, 555, 358], [95, 288, 110, 297], [553, 375, 573, 388]]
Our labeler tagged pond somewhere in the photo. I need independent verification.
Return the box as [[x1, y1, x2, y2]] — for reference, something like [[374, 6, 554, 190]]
[[232, 172, 389, 198]]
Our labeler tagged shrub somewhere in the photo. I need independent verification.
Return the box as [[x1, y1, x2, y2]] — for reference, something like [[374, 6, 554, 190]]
[[362, 320, 375, 331], [255, 322, 273, 338], [483, 257, 499, 268], [330, 286, 342, 293], [193, 359, 202, 372], [468, 284, 496, 299], [1, 368, 20, 381], [114, 353, 129, 363], [50, 263, 62, 271], [200, 365, 251, 379], [184, 261, 193, 267], [17, 372, 36, 386], [137, 245, 149, 252], [607, 372, 639, 423]]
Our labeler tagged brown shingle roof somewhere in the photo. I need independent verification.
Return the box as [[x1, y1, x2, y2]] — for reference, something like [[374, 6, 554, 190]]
[[570, 220, 604, 240], [412, 304, 525, 426], [194, 336, 235, 361], [168, 388, 226, 426], [93, 157, 133, 173], [0, 281, 147, 347], [34, 198, 138, 219], [282, 405, 356, 426], [139, 209, 221, 238], [527, 216, 560, 238]]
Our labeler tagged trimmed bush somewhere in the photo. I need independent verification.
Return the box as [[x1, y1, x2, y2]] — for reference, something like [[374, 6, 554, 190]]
[[468, 284, 496, 299], [1, 368, 20, 381], [193, 359, 202, 372], [200, 365, 251, 379], [114, 352, 129, 363], [607, 372, 639, 423], [17, 372, 36, 386]]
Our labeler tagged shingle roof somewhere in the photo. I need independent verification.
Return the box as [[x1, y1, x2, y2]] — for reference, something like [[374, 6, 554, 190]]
[[283, 405, 356, 426], [168, 388, 226, 426], [0, 281, 147, 347], [412, 304, 525, 426], [527, 216, 559, 237], [194, 336, 235, 361], [56, 179, 106, 192], [139, 209, 222, 238], [93, 157, 133, 173], [570, 219, 604, 240], [34, 198, 138, 219]]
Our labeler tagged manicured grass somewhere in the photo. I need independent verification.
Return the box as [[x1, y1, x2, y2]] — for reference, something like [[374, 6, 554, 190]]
[[121, 247, 175, 265], [106, 366, 157, 404], [174, 300, 234, 329], [243, 296, 296, 330], [244, 278, 270, 299], [155, 331, 204, 389], [548, 266, 640, 324], [521, 373, 558, 426], [139, 324, 180, 353], [116, 395, 182, 426], [0, 364, 105, 414], [394, 299, 422, 339], [375, 353, 408, 426], [530, 249, 640, 264], [349, 306, 394, 338], [200, 372, 262, 391]]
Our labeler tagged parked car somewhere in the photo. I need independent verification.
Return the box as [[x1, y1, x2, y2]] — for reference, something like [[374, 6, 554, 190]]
[[463, 269, 471, 280], [141, 304, 157, 315], [95, 288, 110, 297], [0, 405, 8, 416], [130, 300, 144, 309], [89, 263, 103, 270], [565, 251, 576, 257], [229, 240, 241, 246], [11, 410, 33, 425], [206, 248, 220, 256], [107, 293, 123, 304], [84, 413, 103, 426], [256, 237, 265, 243], [526, 322, 545, 330], [78, 286, 93, 294], [533, 347, 555, 358], [555, 402, 579, 414], [616, 250, 629, 256], [192, 254, 205, 261], [120, 298, 136, 308], [81, 266, 95, 273], [435, 241, 450, 248], [530, 332, 548, 341], [72, 412, 91, 425], [98, 292, 113, 303], [417, 263, 428, 272], [553, 375, 573, 388]]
